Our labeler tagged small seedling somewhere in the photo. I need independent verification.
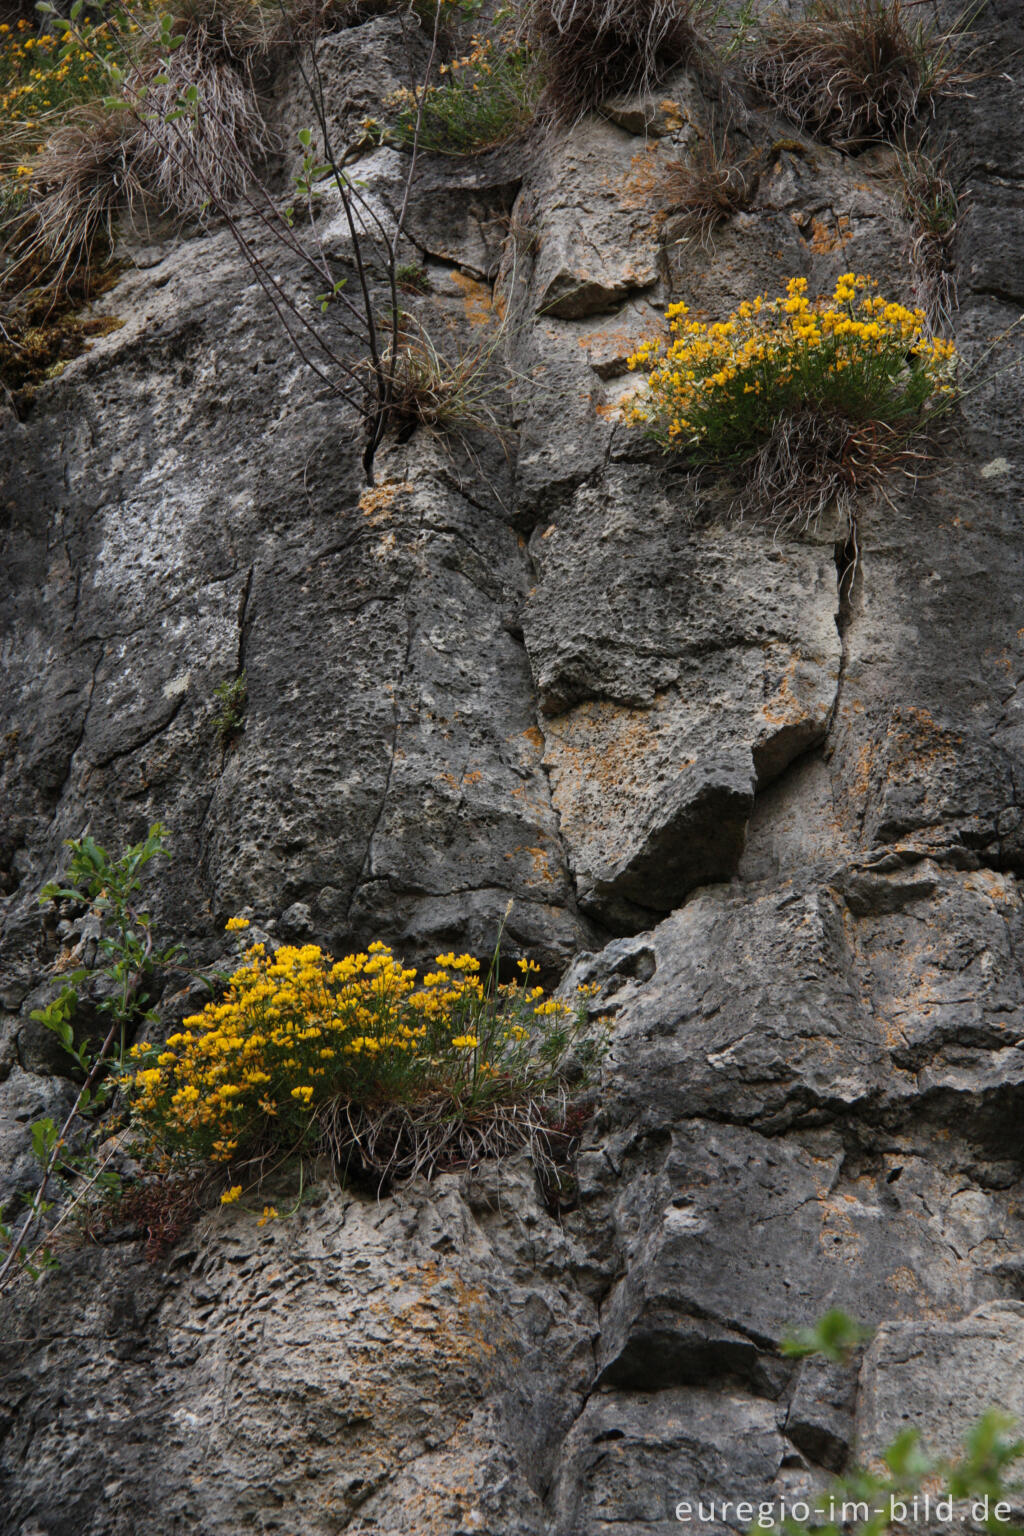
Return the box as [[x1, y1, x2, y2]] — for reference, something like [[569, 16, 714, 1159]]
[[213, 673, 247, 746]]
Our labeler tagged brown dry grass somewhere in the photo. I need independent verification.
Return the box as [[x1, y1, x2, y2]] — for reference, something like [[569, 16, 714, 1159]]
[[709, 410, 939, 536], [127, 42, 276, 213], [747, 0, 976, 151], [892, 141, 961, 324], [660, 128, 760, 246], [8, 108, 140, 300], [520, 0, 709, 123], [382, 316, 510, 441], [319, 1091, 577, 1188]]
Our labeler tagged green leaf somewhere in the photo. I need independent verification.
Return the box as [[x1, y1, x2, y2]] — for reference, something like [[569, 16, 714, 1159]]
[[781, 1309, 873, 1364], [298, 127, 312, 148], [30, 1118, 58, 1166], [884, 1427, 930, 1480]]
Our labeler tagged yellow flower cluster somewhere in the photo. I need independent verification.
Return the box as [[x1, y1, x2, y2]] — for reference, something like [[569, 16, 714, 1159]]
[[437, 32, 500, 81], [0, 14, 118, 140], [128, 935, 583, 1164], [627, 274, 957, 458]]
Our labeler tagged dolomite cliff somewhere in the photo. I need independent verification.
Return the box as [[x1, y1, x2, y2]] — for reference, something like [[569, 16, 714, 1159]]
[[3, 2, 1024, 1532]]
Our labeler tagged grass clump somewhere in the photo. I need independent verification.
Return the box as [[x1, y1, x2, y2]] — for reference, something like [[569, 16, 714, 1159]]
[[746, 0, 974, 152], [388, 26, 540, 153], [519, 0, 706, 124], [0, 0, 276, 382], [893, 143, 960, 324], [626, 273, 957, 526], [661, 127, 760, 247], [383, 318, 508, 440], [128, 931, 606, 1184]]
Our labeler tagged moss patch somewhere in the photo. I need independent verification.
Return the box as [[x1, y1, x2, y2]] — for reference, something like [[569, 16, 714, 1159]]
[[1, 261, 122, 403]]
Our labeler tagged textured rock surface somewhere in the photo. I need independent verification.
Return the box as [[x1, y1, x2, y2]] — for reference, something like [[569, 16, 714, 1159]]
[[4, 0, 1024, 1531]]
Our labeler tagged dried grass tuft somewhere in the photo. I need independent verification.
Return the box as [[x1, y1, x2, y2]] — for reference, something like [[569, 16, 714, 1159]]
[[719, 411, 932, 534], [3, 25, 277, 322], [86, 1170, 211, 1263], [317, 1091, 575, 1188], [661, 127, 760, 247], [747, 0, 975, 151], [5, 108, 141, 303], [383, 317, 509, 441], [128, 43, 277, 214], [892, 142, 960, 325], [520, 0, 707, 123]]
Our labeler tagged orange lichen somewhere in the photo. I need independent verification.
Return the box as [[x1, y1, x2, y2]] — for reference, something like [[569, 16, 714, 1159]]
[[448, 270, 494, 327], [808, 213, 853, 253], [358, 480, 414, 522]]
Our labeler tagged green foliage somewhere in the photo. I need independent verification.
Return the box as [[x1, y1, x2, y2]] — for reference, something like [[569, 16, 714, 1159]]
[[0, 825, 176, 1291], [777, 1316, 1024, 1536], [775, 1410, 1024, 1536], [396, 261, 430, 293], [0, 8, 124, 176], [37, 821, 178, 1061], [0, 1214, 59, 1281], [30, 1116, 59, 1167], [781, 1308, 874, 1364], [387, 24, 541, 154], [212, 673, 247, 746], [627, 274, 957, 465], [32, 987, 114, 1107]]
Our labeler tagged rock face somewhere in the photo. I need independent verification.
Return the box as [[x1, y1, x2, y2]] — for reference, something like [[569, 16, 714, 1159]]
[[3, 2, 1024, 1532]]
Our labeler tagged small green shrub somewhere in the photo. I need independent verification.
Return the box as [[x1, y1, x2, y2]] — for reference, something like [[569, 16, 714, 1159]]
[[0, 824, 177, 1291], [782, 1307, 874, 1363], [35, 822, 179, 1060], [128, 931, 607, 1183], [626, 272, 957, 525], [395, 260, 430, 292], [212, 672, 247, 745], [388, 25, 541, 153]]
